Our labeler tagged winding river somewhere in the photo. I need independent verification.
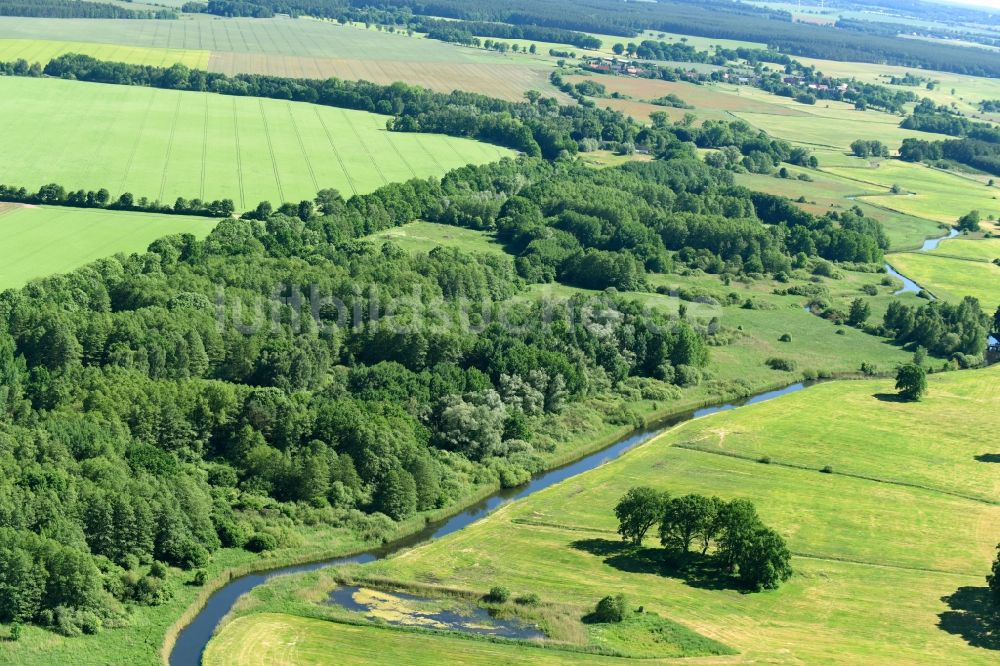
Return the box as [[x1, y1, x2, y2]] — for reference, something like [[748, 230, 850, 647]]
[[168, 381, 815, 665]]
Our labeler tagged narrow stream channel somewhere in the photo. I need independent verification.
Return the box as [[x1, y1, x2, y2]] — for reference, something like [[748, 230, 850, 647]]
[[168, 381, 814, 665], [885, 227, 959, 296]]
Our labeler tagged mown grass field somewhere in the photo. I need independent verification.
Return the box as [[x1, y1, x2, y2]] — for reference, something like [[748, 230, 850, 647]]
[[0, 38, 209, 68], [0, 203, 217, 289], [825, 161, 1000, 225], [323, 367, 1000, 665], [0, 76, 513, 209]]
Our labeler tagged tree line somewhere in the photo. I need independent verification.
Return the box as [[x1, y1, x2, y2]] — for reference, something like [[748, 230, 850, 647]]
[[0, 0, 176, 18], [615, 487, 793, 591], [899, 137, 1000, 177], [0, 182, 235, 218]]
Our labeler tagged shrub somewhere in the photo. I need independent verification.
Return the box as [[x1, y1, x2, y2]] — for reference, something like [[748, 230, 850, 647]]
[[486, 586, 511, 603], [860, 362, 877, 376], [592, 594, 628, 623], [766, 358, 797, 372], [9, 622, 22, 641], [192, 569, 208, 586], [758, 456, 771, 464], [820, 465, 834, 474], [860, 284, 878, 295], [515, 593, 540, 606], [778, 333, 792, 342], [245, 532, 279, 553]]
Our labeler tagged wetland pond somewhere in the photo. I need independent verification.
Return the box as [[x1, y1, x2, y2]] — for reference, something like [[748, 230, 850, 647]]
[[326, 586, 545, 640]]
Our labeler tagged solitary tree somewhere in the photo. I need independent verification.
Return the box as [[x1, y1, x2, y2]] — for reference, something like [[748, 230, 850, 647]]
[[615, 487, 668, 545], [612, 43, 625, 55], [895, 363, 927, 401], [848, 298, 871, 326], [957, 210, 981, 233]]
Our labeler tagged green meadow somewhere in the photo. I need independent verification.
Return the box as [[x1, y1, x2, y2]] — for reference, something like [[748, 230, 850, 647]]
[[357, 368, 999, 664], [0, 76, 513, 209], [0, 204, 217, 289], [889, 241, 1000, 311]]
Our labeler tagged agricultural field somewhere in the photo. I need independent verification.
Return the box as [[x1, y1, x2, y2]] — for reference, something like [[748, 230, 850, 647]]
[[0, 17, 557, 100], [0, 38, 208, 68], [731, 97, 942, 150], [0, 203, 216, 289], [0, 76, 513, 209], [824, 161, 1000, 225], [207, 366, 1000, 665]]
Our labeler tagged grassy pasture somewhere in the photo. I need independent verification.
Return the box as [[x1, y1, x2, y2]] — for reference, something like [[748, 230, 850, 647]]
[[824, 161, 1000, 224], [0, 204, 216, 289], [342, 367, 1000, 665], [0, 38, 208, 68], [0, 76, 513, 208]]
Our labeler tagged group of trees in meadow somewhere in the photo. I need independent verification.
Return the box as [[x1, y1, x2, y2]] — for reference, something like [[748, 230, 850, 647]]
[[615, 487, 793, 591], [882, 297, 990, 360], [850, 140, 890, 160]]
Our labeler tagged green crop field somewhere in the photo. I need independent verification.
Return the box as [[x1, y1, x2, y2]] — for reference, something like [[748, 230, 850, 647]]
[[310, 368, 999, 665], [0, 76, 513, 209], [0, 203, 217, 289], [825, 161, 1000, 225], [0, 38, 209, 68]]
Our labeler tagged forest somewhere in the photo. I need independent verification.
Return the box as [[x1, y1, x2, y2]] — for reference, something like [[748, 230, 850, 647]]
[[0, 133, 915, 636]]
